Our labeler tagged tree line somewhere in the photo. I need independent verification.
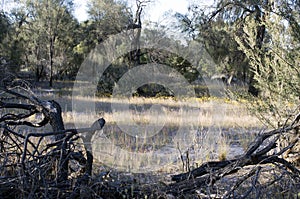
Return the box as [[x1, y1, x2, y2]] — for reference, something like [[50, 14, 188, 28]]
[[1, 0, 300, 124], [0, 0, 138, 86]]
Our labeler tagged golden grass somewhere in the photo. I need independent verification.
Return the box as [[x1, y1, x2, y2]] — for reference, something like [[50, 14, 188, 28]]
[[32, 86, 263, 173], [66, 96, 261, 128], [57, 96, 263, 172]]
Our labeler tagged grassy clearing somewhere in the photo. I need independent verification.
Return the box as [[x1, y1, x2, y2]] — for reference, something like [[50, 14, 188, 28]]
[[29, 82, 263, 172], [2, 82, 277, 197], [50, 95, 261, 173], [65, 96, 260, 127]]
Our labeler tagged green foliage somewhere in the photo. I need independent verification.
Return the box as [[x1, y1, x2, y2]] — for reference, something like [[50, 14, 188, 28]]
[[235, 10, 300, 127], [87, 0, 132, 44], [0, 12, 10, 44], [7, 0, 80, 82], [176, 5, 250, 82], [92, 23, 208, 97], [0, 11, 23, 70], [177, 0, 300, 127]]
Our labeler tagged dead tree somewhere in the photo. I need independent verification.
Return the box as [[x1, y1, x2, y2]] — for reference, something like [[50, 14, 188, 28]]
[[0, 78, 105, 198], [167, 114, 300, 198], [128, 0, 151, 66], [80, 118, 106, 176]]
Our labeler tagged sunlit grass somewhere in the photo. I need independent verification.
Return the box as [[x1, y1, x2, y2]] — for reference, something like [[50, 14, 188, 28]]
[[34, 85, 262, 173], [66, 96, 261, 128], [56, 96, 263, 172]]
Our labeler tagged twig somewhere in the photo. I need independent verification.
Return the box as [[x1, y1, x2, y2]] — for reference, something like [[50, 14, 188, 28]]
[[21, 120, 105, 168], [222, 166, 261, 198], [177, 142, 185, 172], [240, 166, 262, 199]]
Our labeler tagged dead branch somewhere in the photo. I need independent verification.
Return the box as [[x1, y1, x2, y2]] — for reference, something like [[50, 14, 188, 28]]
[[169, 115, 300, 196], [0, 80, 106, 198]]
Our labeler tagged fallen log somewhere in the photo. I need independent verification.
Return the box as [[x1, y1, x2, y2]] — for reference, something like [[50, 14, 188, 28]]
[[169, 116, 300, 196]]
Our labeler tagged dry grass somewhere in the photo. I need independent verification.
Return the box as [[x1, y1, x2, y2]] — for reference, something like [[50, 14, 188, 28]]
[[65, 96, 261, 128], [52, 96, 262, 173], [31, 83, 263, 173], [4, 81, 297, 198]]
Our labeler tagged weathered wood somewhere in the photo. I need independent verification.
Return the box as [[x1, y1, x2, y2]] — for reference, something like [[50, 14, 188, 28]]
[[82, 118, 106, 176], [171, 159, 237, 182], [41, 100, 67, 183], [43, 100, 65, 140], [0, 81, 110, 197], [169, 120, 300, 196]]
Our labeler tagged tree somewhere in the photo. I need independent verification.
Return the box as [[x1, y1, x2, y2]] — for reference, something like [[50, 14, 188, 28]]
[[17, 0, 77, 86], [86, 0, 152, 65], [86, 0, 132, 43], [0, 12, 10, 46], [174, 0, 300, 174], [234, 1, 300, 128], [176, 0, 275, 95], [0, 10, 25, 72], [178, 0, 299, 117]]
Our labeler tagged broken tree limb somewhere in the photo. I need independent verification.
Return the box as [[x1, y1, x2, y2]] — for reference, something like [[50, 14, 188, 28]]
[[21, 118, 106, 169], [172, 121, 300, 182], [82, 118, 106, 176], [0, 81, 107, 184], [169, 116, 300, 196]]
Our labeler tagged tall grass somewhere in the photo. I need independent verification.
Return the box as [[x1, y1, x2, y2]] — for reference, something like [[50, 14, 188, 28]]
[[57, 96, 262, 172], [34, 86, 262, 172]]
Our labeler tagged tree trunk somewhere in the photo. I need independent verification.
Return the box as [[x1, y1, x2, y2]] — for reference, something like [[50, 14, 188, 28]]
[[49, 36, 55, 87], [81, 118, 106, 176], [43, 100, 68, 183], [130, 1, 143, 66]]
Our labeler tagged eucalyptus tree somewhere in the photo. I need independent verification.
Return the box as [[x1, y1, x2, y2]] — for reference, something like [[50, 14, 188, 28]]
[[18, 0, 77, 86], [86, 0, 132, 44], [176, 0, 275, 95]]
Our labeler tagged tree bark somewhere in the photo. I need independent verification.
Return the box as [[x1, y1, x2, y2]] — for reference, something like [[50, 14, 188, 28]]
[[49, 36, 55, 87], [42, 100, 68, 183]]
